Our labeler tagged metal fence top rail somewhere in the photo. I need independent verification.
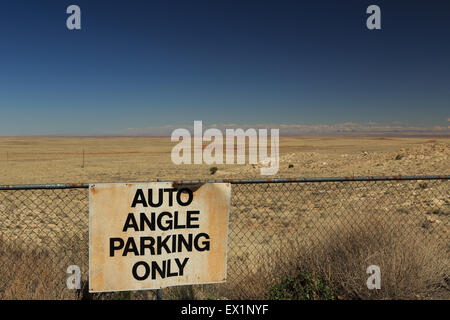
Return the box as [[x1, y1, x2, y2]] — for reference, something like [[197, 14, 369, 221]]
[[0, 175, 448, 190]]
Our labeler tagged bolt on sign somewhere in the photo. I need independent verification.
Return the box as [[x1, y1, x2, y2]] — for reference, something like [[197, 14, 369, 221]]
[[89, 182, 231, 292]]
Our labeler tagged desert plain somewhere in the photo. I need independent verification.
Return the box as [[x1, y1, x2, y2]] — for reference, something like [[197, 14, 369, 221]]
[[0, 135, 448, 300], [0, 135, 448, 184]]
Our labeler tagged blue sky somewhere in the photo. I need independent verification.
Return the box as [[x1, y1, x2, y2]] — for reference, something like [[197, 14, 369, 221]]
[[0, 0, 449, 135]]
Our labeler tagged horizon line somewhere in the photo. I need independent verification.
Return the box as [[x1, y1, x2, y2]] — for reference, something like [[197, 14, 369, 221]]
[[0, 131, 449, 139]]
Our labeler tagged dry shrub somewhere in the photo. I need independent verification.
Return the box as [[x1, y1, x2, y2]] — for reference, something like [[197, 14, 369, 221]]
[[0, 237, 87, 300], [219, 213, 449, 300], [164, 284, 223, 300], [301, 215, 449, 299], [0, 237, 160, 300]]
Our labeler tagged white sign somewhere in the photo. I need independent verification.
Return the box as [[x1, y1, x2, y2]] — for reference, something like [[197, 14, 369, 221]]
[[89, 182, 230, 292]]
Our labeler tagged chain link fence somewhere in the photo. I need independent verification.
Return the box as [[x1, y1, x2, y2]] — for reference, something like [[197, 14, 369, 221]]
[[0, 176, 448, 299]]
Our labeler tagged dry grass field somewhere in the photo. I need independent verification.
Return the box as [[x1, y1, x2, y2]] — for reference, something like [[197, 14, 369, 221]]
[[0, 136, 449, 184], [0, 136, 449, 300]]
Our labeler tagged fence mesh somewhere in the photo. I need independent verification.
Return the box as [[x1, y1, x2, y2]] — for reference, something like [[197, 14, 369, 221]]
[[0, 178, 448, 299]]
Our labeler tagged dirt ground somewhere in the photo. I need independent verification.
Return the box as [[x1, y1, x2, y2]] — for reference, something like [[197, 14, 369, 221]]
[[0, 136, 448, 185]]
